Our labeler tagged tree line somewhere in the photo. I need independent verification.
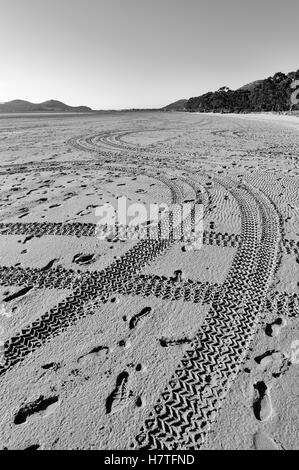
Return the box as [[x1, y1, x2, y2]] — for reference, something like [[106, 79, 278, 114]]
[[185, 70, 299, 113]]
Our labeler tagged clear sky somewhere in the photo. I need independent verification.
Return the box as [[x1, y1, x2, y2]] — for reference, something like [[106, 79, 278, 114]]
[[1, 0, 298, 109]]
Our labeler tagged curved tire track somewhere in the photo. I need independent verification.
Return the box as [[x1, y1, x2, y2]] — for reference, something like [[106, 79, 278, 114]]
[[133, 176, 281, 450]]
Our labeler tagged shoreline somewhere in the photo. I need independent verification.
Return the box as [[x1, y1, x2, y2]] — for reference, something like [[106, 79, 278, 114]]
[[194, 111, 299, 130]]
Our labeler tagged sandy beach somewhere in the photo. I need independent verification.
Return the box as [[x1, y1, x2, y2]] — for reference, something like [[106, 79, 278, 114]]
[[0, 111, 298, 450]]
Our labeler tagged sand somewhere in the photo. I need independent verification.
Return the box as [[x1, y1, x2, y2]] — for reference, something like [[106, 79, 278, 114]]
[[0, 111, 298, 450]]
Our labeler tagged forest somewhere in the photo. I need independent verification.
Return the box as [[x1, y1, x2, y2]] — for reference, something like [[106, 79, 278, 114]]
[[185, 70, 299, 113]]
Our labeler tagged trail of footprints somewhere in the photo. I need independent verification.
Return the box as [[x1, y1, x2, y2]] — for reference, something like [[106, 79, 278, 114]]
[[106, 305, 153, 415], [239, 302, 297, 448], [9, 301, 154, 449]]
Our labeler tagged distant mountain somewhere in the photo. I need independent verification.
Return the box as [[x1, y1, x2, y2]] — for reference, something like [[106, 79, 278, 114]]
[[185, 70, 299, 113], [162, 99, 187, 111], [0, 99, 92, 113]]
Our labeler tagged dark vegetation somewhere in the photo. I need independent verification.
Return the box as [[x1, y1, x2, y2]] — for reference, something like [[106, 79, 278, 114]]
[[185, 70, 299, 113]]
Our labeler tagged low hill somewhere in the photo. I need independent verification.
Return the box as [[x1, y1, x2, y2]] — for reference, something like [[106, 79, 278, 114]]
[[0, 99, 92, 113], [185, 70, 299, 113], [238, 80, 264, 92], [162, 99, 187, 111]]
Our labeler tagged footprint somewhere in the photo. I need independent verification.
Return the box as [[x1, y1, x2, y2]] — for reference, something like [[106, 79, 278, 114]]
[[77, 346, 109, 365], [72, 253, 95, 265], [265, 318, 287, 337], [40, 258, 58, 272], [3, 286, 33, 303], [118, 339, 131, 349], [159, 336, 192, 347], [253, 381, 273, 422], [18, 212, 29, 219], [254, 350, 279, 367], [41, 362, 61, 371], [129, 307, 151, 330], [136, 396, 146, 408], [253, 431, 280, 450], [171, 270, 186, 282], [14, 395, 60, 425], [23, 444, 41, 451], [106, 371, 132, 415]]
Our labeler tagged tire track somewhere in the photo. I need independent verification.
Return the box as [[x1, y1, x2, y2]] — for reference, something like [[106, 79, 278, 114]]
[[132, 177, 281, 449], [0, 221, 241, 249], [0, 172, 196, 376]]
